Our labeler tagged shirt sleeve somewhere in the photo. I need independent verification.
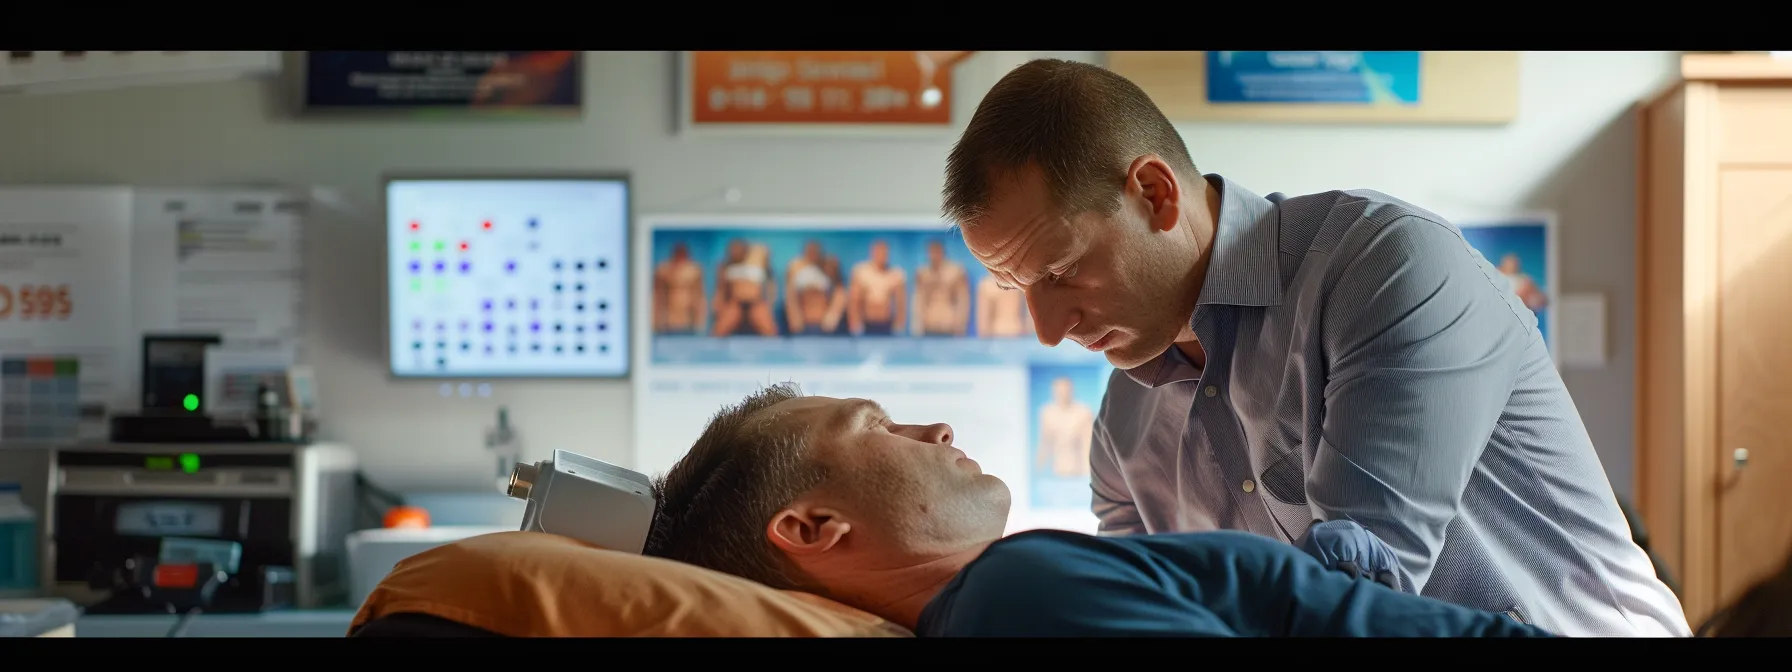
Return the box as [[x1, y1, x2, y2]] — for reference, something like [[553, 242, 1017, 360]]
[[925, 530, 1552, 637], [1311, 214, 1537, 594], [1090, 383, 1146, 537]]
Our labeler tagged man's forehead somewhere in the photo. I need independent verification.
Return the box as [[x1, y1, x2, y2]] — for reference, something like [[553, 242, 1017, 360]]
[[960, 171, 1065, 260]]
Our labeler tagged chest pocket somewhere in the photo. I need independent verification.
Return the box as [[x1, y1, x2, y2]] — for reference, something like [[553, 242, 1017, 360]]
[[1258, 450, 1313, 542]]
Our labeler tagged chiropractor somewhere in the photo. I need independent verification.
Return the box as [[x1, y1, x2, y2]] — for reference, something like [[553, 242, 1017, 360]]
[[942, 58, 1689, 637]]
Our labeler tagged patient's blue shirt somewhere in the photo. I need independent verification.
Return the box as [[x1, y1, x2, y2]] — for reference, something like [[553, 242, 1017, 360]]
[[915, 529, 1554, 637]]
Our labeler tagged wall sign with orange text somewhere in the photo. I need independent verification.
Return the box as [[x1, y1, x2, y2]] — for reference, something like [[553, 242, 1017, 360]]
[[0, 187, 136, 428], [0, 283, 73, 321], [680, 51, 974, 130]]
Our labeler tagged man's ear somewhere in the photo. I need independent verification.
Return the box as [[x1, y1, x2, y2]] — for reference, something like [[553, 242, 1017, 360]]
[[1126, 154, 1182, 233], [767, 503, 851, 557]]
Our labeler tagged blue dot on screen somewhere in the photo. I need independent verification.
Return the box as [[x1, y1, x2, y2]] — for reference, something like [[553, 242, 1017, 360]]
[[506, 261, 516, 272], [528, 218, 539, 229], [460, 261, 471, 273], [409, 261, 421, 273]]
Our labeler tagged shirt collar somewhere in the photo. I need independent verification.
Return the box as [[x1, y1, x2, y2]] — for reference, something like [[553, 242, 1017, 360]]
[[1193, 173, 1284, 311], [1120, 174, 1283, 388]]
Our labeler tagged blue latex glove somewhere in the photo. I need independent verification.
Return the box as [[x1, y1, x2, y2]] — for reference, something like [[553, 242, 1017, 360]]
[[1298, 520, 1404, 592]]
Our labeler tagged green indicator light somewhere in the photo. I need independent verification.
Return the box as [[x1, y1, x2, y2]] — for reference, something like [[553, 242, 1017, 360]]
[[409, 241, 421, 252], [434, 240, 445, 251], [145, 456, 173, 470], [182, 393, 199, 411], [179, 453, 200, 474]]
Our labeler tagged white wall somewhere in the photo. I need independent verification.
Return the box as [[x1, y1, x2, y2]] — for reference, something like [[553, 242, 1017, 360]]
[[0, 51, 1677, 498]]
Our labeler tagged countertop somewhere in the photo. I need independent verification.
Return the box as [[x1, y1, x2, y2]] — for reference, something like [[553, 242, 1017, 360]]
[[75, 609, 357, 638]]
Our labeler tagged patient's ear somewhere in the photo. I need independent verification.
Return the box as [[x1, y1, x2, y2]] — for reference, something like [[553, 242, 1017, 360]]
[[767, 503, 850, 557]]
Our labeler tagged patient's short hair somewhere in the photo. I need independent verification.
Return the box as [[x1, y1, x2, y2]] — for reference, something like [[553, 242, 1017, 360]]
[[643, 383, 825, 590]]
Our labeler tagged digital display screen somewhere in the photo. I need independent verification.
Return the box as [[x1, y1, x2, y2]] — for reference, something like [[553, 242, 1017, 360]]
[[115, 500, 225, 537], [386, 178, 631, 378]]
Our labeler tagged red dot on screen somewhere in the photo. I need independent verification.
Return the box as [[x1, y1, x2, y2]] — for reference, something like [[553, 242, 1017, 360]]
[[459, 242, 470, 252], [482, 220, 493, 230], [409, 221, 420, 231]]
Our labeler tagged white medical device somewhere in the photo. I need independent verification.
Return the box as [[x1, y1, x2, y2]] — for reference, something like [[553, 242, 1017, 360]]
[[505, 450, 659, 554]]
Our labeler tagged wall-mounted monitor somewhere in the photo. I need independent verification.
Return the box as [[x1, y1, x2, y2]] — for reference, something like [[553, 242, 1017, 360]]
[[385, 175, 631, 379]]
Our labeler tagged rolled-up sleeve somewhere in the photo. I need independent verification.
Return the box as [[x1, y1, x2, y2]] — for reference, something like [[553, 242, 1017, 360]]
[[1091, 396, 1146, 537], [1309, 215, 1534, 594]]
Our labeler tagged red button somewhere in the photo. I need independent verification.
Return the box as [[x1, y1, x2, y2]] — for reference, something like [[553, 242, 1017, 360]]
[[154, 563, 199, 588]]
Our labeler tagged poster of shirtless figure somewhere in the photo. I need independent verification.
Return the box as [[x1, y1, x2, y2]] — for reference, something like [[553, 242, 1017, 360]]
[[1027, 363, 1109, 511], [644, 219, 1081, 367], [1457, 216, 1557, 360], [641, 215, 1117, 533]]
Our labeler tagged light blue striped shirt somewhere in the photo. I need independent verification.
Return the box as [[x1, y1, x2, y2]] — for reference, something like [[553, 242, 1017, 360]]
[[1090, 174, 1690, 637]]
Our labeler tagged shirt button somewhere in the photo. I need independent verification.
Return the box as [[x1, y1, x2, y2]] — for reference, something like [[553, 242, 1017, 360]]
[[1242, 480, 1256, 493], [1204, 385, 1218, 398]]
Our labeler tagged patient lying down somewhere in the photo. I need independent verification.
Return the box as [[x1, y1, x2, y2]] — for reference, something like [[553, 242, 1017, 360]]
[[644, 384, 1552, 638]]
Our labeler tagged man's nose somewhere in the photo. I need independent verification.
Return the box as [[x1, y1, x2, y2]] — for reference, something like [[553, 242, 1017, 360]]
[[1025, 290, 1075, 348], [922, 422, 953, 445], [901, 422, 954, 445]]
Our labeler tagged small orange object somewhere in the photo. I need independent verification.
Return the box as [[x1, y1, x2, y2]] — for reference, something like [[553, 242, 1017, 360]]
[[384, 505, 432, 529], [154, 563, 199, 588]]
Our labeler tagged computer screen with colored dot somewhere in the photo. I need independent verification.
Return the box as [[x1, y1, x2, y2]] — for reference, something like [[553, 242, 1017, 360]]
[[385, 176, 631, 378]]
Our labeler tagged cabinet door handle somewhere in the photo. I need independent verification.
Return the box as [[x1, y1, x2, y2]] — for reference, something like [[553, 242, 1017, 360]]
[[1734, 448, 1749, 471]]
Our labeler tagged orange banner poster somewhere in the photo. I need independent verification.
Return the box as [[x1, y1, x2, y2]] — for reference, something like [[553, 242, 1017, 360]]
[[687, 51, 973, 127]]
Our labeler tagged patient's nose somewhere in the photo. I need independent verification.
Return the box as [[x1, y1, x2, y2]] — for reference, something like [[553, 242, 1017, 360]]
[[894, 422, 953, 445], [921, 422, 952, 445]]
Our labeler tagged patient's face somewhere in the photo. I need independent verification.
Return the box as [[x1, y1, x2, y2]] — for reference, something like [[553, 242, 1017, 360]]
[[766, 396, 1009, 554]]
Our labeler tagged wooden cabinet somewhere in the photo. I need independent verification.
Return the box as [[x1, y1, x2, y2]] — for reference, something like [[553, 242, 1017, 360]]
[[1636, 53, 1792, 626]]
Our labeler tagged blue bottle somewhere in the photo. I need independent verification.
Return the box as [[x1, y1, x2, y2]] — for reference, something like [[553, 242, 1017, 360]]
[[0, 481, 39, 595]]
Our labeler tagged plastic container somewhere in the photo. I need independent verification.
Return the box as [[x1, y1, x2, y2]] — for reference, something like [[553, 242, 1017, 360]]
[[0, 482, 39, 596]]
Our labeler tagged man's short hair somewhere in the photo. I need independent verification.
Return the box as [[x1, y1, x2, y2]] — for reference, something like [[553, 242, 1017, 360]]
[[942, 58, 1199, 226], [643, 383, 825, 590]]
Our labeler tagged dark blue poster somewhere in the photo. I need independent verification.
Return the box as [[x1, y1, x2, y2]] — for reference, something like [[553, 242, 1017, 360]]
[[1206, 51, 1421, 105], [303, 51, 581, 112]]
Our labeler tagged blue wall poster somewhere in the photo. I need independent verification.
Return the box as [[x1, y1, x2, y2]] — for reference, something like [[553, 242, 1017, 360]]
[[1206, 51, 1422, 105], [1458, 216, 1558, 364], [634, 215, 1112, 536], [302, 51, 581, 113]]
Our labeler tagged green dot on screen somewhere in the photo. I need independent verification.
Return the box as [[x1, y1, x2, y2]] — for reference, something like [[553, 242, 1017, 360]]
[[182, 393, 199, 411], [434, 240, 445, 251], [179, 453, 200, 473], [435, 279, 448, 291], [411, 279, 422, 292], [409, 241, 420, 252]]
